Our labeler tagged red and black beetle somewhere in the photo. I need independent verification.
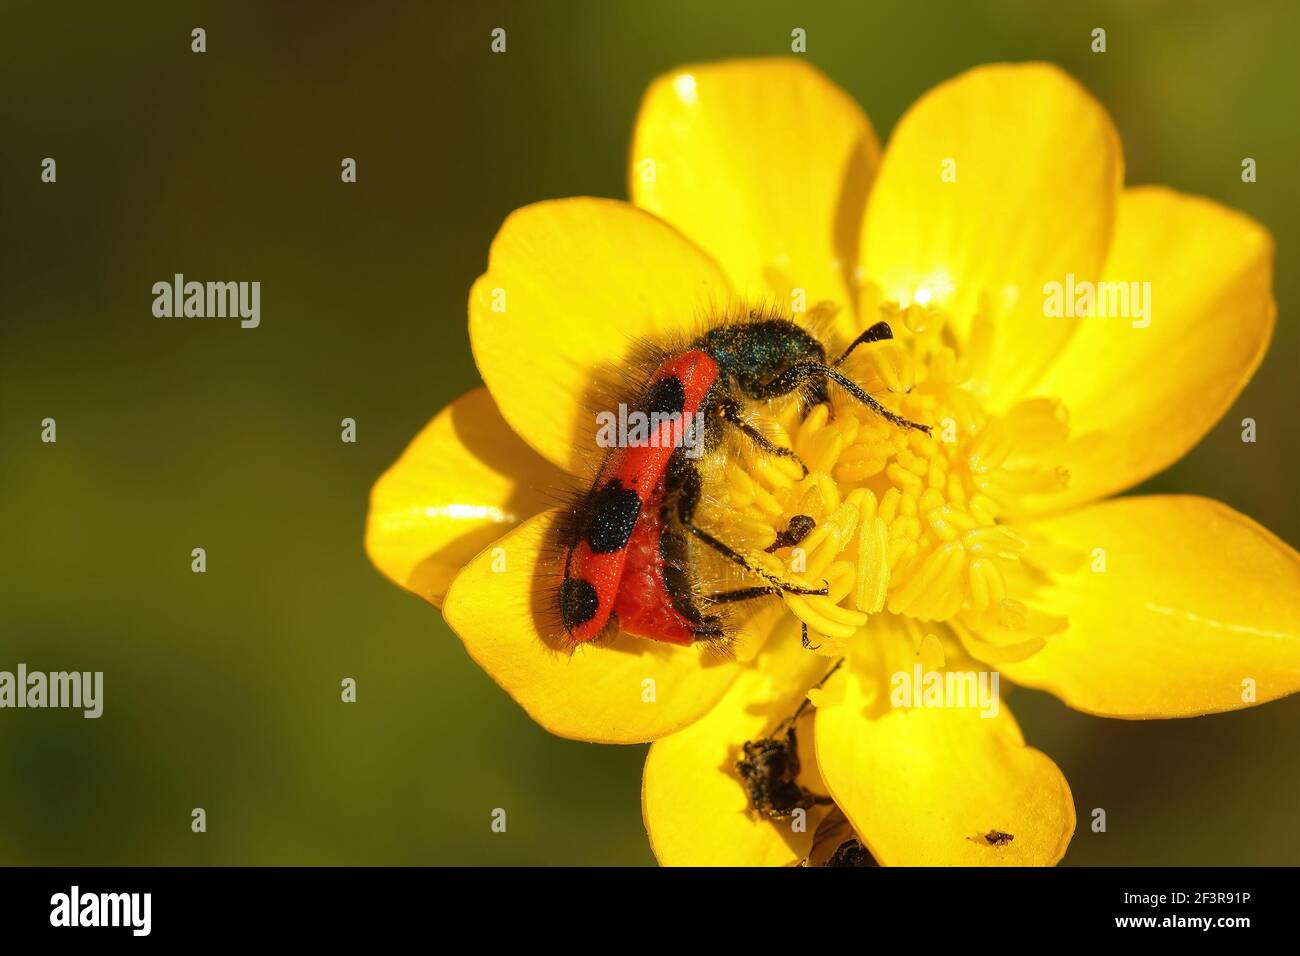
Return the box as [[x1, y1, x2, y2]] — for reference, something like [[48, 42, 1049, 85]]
[[555, 309, 928, 648]]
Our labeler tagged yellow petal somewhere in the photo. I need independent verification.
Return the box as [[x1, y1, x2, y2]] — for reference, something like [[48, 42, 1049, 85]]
[[631, 58, 879, 318], [815, 619, 1074, 866], [861, 63, 1122, 406], [469, 198, 731, 473], [1000, 496, 1300, 718], [365, 389, 566, 606], [1020, 188, 1275, 512], [442, 510, 744, 743], [643, 624, 836, 866]]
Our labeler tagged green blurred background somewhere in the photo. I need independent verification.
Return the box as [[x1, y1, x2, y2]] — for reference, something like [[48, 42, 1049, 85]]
[[1, 0, 1296, 865]]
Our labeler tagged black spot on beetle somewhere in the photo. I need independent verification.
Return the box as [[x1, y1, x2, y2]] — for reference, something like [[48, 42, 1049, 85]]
[[643, 375, 686, 418], [585, 479, 641, 554], [558, 577, 600, 628]]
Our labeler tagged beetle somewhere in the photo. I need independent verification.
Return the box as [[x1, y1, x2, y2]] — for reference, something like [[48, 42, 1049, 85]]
[[556, 308, 929, 647]]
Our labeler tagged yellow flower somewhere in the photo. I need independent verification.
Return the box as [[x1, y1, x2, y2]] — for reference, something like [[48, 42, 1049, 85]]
[[365, 59, 1300, 866]]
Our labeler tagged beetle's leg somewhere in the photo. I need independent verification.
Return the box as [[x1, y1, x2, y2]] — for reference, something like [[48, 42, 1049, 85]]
[[668, 455, 828, 597], [750, 362, 930, 434], [717, 396, 809, 476], [800, 621, 820, 651]]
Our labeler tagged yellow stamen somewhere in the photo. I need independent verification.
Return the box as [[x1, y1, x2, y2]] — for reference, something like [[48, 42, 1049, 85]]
[[707, 290, 1071, 652]]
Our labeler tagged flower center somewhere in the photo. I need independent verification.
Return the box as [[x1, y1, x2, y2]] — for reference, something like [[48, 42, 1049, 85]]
[[701, 292, 1073, 654]]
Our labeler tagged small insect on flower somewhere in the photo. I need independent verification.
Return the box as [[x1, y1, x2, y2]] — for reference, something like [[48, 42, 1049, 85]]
[[824, 839, 876, 867], [554, 307, 930, 650], [738, 658, 843, 819], [737, 718, 830, 820]]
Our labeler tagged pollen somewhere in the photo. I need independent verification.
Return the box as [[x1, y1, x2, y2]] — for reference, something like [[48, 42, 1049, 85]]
[[716, 293, 1072, 650]]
